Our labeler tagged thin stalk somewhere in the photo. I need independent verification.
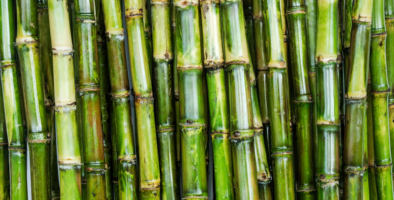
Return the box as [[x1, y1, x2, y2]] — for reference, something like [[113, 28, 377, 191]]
[[143, 0, 154, 80], [151, 0, 179, 198], [315, 0, 340, 198], [385, 0, 394, 185], [0, 74, 8, 200], [363, 104, 370, 200], [101, 0, 138, 199], [261, 0, 296, 198], [124, 0, 161, 198], [200, 0, 234, 199], [221, 0, 259, 198], [48, 0, 82, 198], [370, 0, 394, 198], [174, 0, 207, 197], [38, 0, 60, 199], [367, 84, 378, 200], [74, 0, 107, 198], [286, 0, 315, 198], [0, 0, 28, 199]]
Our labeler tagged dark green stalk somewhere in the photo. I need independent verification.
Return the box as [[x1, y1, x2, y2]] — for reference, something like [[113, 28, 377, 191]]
[[286, 0, 315, 198], [342, 0, 372, 198], [174, 0, 207, 197], [315, 0, 340, 198], [143, 0, 154, 80], [221, 0, 259, 198], [124, 0, 161, 198], [367, 85, 378, 200], [370, 0, 394, 198], [200, 0, 234, 199], [151, 0, 179, 198], [0, 73, 8, 200], [101, 0, 138, 199], [0, 0, 28, 199], [363, 104, 370, 200]]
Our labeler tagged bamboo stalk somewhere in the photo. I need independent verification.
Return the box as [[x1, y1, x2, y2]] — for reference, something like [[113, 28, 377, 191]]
[[124, 0, 161, 198], [101, 0, 138, 199], [0, 0, 28, 199], [0, 73, 8, 200], [174, 0, 207, 198], [151, 0, 179, 198], [367, 84, 378, 200], [286, 0, 315, 198], [221, 0, 259, 198], [200, 0, 234, 199], [315, 0, 340, 198], [342, 0, 372, 198], [370, 0, 394, 197], [74, 0, 107, 198], [48, 0, 83, 198], [363, 103, 370, 200]]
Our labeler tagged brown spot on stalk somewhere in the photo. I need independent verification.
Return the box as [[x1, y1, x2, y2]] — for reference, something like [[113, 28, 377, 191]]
[[379, 41, 384, 47], [164, 52, 170, 59]]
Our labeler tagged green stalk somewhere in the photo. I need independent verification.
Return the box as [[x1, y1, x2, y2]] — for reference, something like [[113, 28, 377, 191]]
[[96, 3, 113, 198], [0, 0, 28, 199], [367, 85, 378, 200], [101, 0, 138, 199], [363, 104, 370, 200], [0, 73, 8, 200], [386, 0, 394, 185], [343, 0, 372, 198], [221, 0, 259, 198], [315, 0, 340, 198], [38, 0, 60, 198], [286, 0, 315, 198], [174, 0, 207, 197], [200, 0, 234, 199], [261, 0, 296, 198], [124, 0, 160, 198], [143, 0, 154, 80], [48, 0, 82, 198], [74, 0, 107, 198], [370, 0, 394, 198], [151, 0, 179, 198]]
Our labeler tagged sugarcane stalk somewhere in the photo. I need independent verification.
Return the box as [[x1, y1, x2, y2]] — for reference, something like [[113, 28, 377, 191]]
[[260, 0, 296, 198], [0, 76, 8, 200], [151, 0, 179, 198], [315, 0, 340, 198], [74, 0, 107, 198], [200, 0, 234, 199], [38, 0, 60, 198], [286, 0, 315, 198], [101, 0, 138, 199], [386, 0, 394, 185], [48, 0, 83, 198], [174, 0, 208, 198], [363, 103, 370, 200], [342, 0, 372, 198], [124, 0, 161, 198], [221, 0, 259, 198], [367, 84, 378, 200], [370, 0, 394, 198], [0, 0, 28, 199]]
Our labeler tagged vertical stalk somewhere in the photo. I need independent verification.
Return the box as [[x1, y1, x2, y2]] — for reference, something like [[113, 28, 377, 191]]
[[261, 0, 296, 198], [363, 104, 370, 200], [124, 0, 161, 198], [367, 85, 378, 200], [221, 0, 259, 198], [48, 0, 82, 198], [200, 0, 234, 199], [151, 0, 179, 198], [174, 0, 208, 198], [315, 0, 340, 198], [74, 0, 107, 198], [370, 0, 394, 198], [0, 0, 28, 199], [101, 0, 138, 199], [0, 71, 8, 200], [286, 0, 315, 198]]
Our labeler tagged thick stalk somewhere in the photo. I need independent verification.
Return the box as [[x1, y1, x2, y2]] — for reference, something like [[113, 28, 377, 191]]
[[174, 0, 207, 197], [151, 0, 179, 198], [315, 0, 340, 198], [342, 0, 372, 198], [286, 0, 314, 198], [262, 0, 296, 198], [221, 0, 259, 198], [0, 0, 28, 199], [124, 0, 161, 198], [48, 0, 82, 198], [200, 0, 234, 199], [0, 75, 8, 200], [101, 0, 138, 199], [74, 0, 107, 198], [370, 0, 394, 198], [386, 0, 394, 185]]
